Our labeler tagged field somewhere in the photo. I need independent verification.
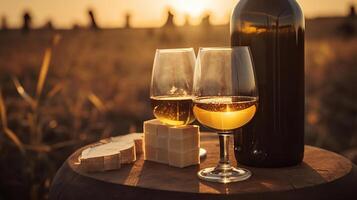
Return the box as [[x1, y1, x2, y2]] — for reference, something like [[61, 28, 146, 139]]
[[0, 19, 356, 199]]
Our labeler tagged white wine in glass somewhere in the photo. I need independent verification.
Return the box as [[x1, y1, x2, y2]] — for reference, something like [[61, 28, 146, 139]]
[[151, 96, 195, 126], [193, 47, 259, 183], [193, 96, 258, 132], [150, 48, 196, 126]]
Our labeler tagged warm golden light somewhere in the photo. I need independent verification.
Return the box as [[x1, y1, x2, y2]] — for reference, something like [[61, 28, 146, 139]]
[[240, 22, 267, 34], [0, 0, 354, 28], [171, 0, 206, 17]]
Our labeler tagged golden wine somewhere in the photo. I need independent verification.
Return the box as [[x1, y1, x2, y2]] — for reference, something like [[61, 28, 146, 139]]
[[151, 96, 195, 126], [193, 96, 258, 132]]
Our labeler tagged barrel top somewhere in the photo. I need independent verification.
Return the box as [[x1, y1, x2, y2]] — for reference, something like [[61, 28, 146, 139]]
[[67, 132, 352, 195]]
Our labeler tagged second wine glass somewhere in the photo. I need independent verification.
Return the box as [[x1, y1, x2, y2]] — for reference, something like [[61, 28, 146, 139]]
[[193, 47, 259, 183], [150, 48, 196, 126]]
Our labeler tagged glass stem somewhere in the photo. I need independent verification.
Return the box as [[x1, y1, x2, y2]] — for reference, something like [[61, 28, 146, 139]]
[[217, 133, 233, 171]]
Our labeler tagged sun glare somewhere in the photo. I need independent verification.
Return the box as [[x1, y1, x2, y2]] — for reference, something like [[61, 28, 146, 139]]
[[170, 0, 207, 17]]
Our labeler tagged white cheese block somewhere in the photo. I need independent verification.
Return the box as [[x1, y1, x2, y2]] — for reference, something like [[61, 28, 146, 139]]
[[81, 140, 132, 159], [169, 125, 200, 139], [144, 145, 158, 161], [168, 135, 199, 153], [157, 125, 170, 137], [157, 148, 169, 164], [157, 134, 169, 149], [144, 131, 157, 148], [79, 133, 143, 172], [144, 119, 171, 136], [143, 119, 200, 168], [81, 153, 120, 172], [143, 119, 159, 135], [168, 148, 200, 168], [110, 133, 143, 154]]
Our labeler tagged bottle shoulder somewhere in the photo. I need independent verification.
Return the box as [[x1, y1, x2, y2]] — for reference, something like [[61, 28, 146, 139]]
[[232, 0, 304, 21], [231, 0, 304, 31]]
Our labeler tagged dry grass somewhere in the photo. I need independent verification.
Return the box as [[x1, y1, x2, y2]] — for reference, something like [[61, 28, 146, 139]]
[[88, 92, 106, 113], [0, 90, 25, 154], [36, 48, 51, 102], [12, 77, 36, 108]]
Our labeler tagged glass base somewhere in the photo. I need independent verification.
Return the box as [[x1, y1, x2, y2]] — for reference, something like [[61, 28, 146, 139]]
[[197, 166, 251, 183]]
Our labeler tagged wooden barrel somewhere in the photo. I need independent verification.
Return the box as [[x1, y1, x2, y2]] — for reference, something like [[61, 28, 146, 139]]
[[50, 133, 357, 200]]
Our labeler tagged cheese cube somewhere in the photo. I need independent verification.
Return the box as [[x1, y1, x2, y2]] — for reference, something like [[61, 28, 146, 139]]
[[157, 148, 169, 164], [168, 148, 200, 168], [144, 119, 171, 136], [144, 145, 158, 161], [157, 135, 168, 149], [169, 125, 200, 139], [168, 125, 199, 152], [168, 136, 199, 152], [144, 132, 157, 148], [143, 119, 160, 135], [143, 119, 200, 168], [157, 125, 170, 137], [144, 119, 170, 148]]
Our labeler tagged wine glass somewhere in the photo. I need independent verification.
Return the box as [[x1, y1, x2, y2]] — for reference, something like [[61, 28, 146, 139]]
[[150, 48, 196, 126], [193, 47, 258, 183]]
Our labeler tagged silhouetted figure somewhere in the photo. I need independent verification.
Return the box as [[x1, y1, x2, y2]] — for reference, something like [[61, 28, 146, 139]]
[[72, 23, 81, 30], [200, 13, 211, 27], [22, 11, 32, 33], [88, 9, 99, 30], [1, 16, 8, 31], [161, 8, 182, 43], [163, 10, 175, 27], [349, 5, 356, 18], [184, 14, 190, 26], [42, 20, 54, 30], [337, 5, 356, 38], [124, 13, 131, 28]]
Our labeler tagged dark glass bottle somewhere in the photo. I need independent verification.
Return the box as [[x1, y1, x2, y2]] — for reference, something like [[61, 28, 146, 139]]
[[231, 0, 305, 167]]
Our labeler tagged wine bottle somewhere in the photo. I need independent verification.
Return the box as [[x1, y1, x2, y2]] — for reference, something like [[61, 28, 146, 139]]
[[230, 0, 305, 167]]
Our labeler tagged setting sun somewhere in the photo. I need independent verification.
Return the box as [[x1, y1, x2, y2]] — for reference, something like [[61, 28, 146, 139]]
[[168, 0, 215, 25], [171, 0, 207, 17]]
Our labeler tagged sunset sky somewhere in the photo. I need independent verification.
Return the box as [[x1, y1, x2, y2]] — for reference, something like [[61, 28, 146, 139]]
[[0, 0, 356, 28]]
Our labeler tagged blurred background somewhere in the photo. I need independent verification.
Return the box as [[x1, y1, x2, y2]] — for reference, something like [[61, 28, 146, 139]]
[[0, 0, 356, 199]]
